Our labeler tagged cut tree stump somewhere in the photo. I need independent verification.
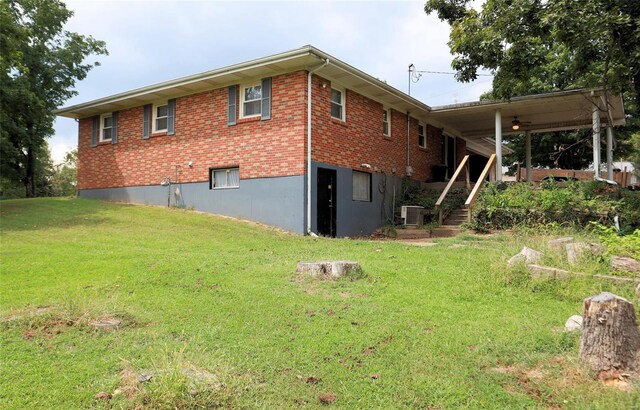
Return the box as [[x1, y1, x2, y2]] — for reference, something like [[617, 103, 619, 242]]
[[548, 237, 574, 253], [611, 256, 640, 274], [579, 292, 640, 372], [296, 261, 362, 280], [507, 246, 544, 267], [566, 242, 604, 265]]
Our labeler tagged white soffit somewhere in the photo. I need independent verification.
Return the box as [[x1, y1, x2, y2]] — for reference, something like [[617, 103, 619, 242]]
[[54, 45, 434, 119]]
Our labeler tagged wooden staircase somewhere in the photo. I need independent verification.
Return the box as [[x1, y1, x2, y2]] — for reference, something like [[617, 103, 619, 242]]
[[443, 207, 469, 227]]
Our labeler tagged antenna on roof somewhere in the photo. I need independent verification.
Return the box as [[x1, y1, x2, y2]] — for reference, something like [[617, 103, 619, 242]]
[[408, 64, 422, 96]]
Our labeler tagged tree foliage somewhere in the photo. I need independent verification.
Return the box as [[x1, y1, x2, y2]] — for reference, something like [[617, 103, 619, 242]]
[[425, 0, 639, 170], [51, 148, 77, 196], [0, 0, 107, 197]]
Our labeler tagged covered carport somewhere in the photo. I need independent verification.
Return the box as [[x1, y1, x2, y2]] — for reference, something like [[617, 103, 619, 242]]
[[429, 89, 626, 182]]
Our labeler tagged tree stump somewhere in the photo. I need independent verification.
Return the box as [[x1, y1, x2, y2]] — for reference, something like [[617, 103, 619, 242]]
[[579, 292, 640, 372], [296, 261, 362, 280], [611, 256, 640, 274]]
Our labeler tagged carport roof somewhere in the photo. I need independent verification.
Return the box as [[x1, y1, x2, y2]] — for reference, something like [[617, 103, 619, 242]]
[[430, 89, 625, 140]]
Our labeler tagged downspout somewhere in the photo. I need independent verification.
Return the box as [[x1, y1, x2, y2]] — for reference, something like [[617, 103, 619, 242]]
[[307, 58, 329, 235], [406, 112, 412, 176]]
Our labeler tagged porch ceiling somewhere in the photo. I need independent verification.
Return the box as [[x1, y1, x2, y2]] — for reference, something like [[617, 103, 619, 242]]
[[429, 89, 626, 140]]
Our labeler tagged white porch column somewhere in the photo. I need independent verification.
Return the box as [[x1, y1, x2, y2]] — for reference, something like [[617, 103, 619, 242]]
[[606, 126, 614, 180], [525, 130, 532, 183], [495, 109, 502, 182], [592, 101, 601, 178]]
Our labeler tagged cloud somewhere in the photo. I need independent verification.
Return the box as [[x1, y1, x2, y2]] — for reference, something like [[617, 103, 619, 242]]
[[52, 0, 491, 153]]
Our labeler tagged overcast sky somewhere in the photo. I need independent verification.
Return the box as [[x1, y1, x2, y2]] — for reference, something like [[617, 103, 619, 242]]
[[52, 0, 493, 163]]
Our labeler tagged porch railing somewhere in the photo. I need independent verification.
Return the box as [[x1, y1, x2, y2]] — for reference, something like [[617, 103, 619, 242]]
[[464, 153, 496, 223], [435, 155, 470, 225]]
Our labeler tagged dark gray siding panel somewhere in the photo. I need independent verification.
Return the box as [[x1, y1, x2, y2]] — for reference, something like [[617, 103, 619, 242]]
[[310, 162, 400, 237], [79, 175, 305, 234]]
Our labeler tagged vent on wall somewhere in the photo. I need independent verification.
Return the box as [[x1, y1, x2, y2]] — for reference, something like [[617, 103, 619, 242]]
[[401, 206, 425, 226]]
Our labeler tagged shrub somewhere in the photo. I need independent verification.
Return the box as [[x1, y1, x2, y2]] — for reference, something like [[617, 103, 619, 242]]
[[589, 223, 640, 259], [617, 190, 640, 235], [468, 181, 623, 232]]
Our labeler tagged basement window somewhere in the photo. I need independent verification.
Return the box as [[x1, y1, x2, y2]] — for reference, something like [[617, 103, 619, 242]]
[[210, 167, 240, 189], [418, 123, 426, 148], [100, 113, 113, 142], [352, 170, 371, 202]]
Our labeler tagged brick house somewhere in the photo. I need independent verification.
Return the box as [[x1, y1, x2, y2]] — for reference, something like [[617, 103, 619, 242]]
[[55, 46, 626, 236]]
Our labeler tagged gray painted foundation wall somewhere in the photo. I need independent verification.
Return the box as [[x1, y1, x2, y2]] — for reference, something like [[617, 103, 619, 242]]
[[80, 165, 401, 238], [79, 175, 306, 234], [310, 162, 401, 237]]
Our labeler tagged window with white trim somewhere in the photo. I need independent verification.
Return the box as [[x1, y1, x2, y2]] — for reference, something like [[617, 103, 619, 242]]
[[153, 103, 168, 132], [330, 88, 345, 120], [210, 167, 240, 189], [352, 170, 371, 202], [383, 108, 390, 136], [418, 123, 426, 148], [241, 83, 262, 118], [100, 113, 113, 142]]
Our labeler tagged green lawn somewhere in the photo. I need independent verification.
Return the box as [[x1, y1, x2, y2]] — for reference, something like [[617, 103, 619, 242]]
[[1, 198, 637, 409]]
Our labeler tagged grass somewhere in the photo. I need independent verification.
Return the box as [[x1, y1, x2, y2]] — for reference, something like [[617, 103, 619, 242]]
[[1, 198, 638, 409]]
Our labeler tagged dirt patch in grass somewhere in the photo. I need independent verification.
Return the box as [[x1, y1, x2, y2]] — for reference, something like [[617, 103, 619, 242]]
[[3, 306, 140, 340], [109, 361, 235, 409], [318, 393, 337, 405], [489, 355, 636, 406], [1, 306, 52, 323]]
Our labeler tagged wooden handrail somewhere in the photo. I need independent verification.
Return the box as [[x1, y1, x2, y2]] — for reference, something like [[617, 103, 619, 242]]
[[435, 155, 469, 225], [465, 153, 496, 223]]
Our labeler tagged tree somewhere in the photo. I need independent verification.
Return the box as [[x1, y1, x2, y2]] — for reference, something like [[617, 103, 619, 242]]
[[424, 0, 639, 170], [0, 0, 107, 197], [51, 148, 77, 196], [0, 140, 54, 198], [629, 132, 640, 179]]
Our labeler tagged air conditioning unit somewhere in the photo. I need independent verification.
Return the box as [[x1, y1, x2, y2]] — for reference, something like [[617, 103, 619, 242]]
[[401, 205, 425, 226]]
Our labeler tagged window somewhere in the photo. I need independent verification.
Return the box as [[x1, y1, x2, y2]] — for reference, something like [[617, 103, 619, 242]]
[[383, 108, 390, 136], [352, 171, 371, 202], [153, 103, 168, 132], [100, 113, 113, 142], [418, 123, 426, 148], [210, 167, 240, 189], [331, 88, 345, 120], [241, 83, 262, 118]]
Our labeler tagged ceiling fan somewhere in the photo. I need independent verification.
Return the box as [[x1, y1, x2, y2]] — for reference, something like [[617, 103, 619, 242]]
[[511, 116, 532, 130]]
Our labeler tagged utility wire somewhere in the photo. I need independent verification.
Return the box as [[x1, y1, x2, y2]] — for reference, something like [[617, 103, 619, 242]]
[[416, 70, 493, 76]]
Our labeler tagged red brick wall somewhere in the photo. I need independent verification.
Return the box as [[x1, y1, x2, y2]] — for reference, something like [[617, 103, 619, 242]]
[[310, 74, 444, 182], [77, 70, 461, 190], [77, 71, 307, 190]]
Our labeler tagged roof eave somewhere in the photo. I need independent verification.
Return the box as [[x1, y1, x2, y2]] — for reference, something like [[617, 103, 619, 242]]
[[54, 46, 320, 118], [54, 45, 433, 119]]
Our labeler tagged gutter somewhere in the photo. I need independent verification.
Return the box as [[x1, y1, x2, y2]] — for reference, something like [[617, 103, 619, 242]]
[[306, 58, 330, 235], [54, 46, 320, 117]]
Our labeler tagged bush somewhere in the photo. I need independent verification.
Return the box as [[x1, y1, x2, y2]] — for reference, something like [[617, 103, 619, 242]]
[[617, 190, 640, 235], [590, 223, 640, 259], [468, 181, 624, 232]]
